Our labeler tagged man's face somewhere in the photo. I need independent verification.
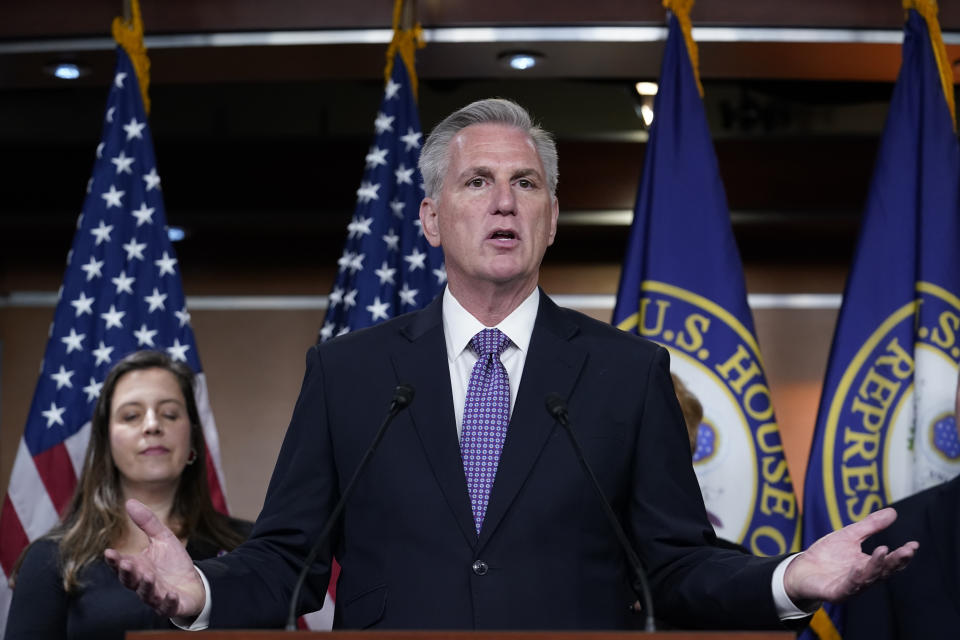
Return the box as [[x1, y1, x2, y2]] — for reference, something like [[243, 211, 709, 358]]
[[420, 123, 559, 294]]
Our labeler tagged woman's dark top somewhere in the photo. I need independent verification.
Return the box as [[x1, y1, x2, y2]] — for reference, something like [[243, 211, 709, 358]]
[[5, 519, 251, 640]]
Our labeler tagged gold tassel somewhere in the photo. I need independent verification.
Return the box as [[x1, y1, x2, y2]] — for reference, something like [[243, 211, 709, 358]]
[[385, 0, 425, 101], [808, 608, 844, 640], [662, 0, 704, 97], [903, 0, 956, 131], [111, 0, 151, 115]]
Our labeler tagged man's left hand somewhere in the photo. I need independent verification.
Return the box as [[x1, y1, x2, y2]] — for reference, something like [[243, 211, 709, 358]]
[[784, 507, 918, 604]]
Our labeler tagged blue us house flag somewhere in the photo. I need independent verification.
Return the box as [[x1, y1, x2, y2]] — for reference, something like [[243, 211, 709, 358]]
[[319, 53, 445, 341], [802, 7, 960, 639], [612, 10, 800, 555], [0, 45, 228, 634]]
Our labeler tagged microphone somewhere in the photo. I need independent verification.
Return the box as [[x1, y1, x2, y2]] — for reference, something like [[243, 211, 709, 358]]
[[285, 383, 415, 630], [545, 392, 656, 632]]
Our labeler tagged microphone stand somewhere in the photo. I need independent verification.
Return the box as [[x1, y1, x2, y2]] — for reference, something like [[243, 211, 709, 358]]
[[284, 384, 415, 630], [545, 392, 657, 632]]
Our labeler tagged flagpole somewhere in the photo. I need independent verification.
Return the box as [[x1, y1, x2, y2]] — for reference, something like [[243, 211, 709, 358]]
[[400, 0, 417, 31]]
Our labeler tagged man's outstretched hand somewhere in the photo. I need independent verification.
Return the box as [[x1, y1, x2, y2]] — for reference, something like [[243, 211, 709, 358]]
[[104, 499, 206, 619], [784, 507, 918, 605]]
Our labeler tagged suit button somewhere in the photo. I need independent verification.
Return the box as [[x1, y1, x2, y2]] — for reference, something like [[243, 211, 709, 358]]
[[472, 560, 488, 576]]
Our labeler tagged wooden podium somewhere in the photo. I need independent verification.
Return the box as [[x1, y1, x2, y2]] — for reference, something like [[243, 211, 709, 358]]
[[129, 631, 794, 640]]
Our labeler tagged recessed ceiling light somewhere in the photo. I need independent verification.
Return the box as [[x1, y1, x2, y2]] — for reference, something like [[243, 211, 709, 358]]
[[639, 103, 655, 127], [635, 81, 659, 96], [44, 61, 90, 80], [54, 64, 80, 79], [498, 51, 544, 71]]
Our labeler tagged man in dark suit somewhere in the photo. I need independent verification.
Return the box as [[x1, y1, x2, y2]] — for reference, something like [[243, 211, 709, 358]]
[[105, 98, 917, 630], [842, 373, 960, 639]]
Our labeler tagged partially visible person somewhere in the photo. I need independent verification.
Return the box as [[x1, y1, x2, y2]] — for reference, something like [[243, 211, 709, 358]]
[[672, 373, 703, 454], [671, 373, 747, 553], [842, 368, 960, 640], [5, 351, 249, 640]]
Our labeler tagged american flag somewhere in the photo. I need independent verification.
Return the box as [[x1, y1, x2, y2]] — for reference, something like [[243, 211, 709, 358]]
[[304, 50, 444, 630], [0, 45, 228, 635], [319, 52, 445, 342]]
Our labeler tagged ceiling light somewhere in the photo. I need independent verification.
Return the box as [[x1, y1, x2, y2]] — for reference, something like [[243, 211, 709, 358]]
[[639, 103, 655, 127], [635, 81, 659, 96], [498, 51, 544, 71], [54, 63, 80, 79], [167, 226, 186, 242], [44, 61, 90, 80]]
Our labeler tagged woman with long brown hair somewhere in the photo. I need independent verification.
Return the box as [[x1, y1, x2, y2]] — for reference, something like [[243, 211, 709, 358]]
[[6, 350, 248, 640]]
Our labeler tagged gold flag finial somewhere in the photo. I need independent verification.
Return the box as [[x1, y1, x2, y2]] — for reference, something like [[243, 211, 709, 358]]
[[903, 0, 956, 131], [111, 0, 151, 114], [663, 0, 703, 97], [385, 0, 425, 101]]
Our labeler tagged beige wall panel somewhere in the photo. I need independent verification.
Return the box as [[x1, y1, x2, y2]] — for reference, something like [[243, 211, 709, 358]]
[[0, 307, 54, 505], [190, 309, 324, 521], [752, 307, 839, 505]]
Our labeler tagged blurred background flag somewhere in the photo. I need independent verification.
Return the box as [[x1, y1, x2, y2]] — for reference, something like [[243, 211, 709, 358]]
[[613, 0, 800, 556], [307, 0, 442, 629], [318, 0, 444, 344], [0, 3, 229, 635], [801, 2, 960, 638]]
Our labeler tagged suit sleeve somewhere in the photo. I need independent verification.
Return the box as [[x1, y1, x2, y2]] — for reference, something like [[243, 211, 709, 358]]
[[628, 345, 784, 629], [199, 345, 338, 628], [5, 540, 68, 640], [841, 582, 895, 640]]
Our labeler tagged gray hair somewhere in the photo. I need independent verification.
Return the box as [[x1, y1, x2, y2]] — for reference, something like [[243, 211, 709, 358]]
[[418, 98, 558, 200]]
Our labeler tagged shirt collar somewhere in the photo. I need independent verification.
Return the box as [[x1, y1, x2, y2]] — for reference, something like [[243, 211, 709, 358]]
[[442, 287, 540, 361]]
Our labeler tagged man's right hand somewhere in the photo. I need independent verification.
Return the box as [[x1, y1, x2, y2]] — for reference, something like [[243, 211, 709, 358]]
[[104, 498, 206, 619]]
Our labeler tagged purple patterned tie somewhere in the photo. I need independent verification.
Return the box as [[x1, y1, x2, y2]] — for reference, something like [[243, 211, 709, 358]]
[[461, 328, 511, 534]]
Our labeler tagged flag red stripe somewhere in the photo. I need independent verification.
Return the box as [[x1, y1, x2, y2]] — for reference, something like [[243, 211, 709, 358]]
[[328, 559, 340, 600], [204, 449, 227, 514], [0, 496, 30, 575], [33, 444, 77, 517]]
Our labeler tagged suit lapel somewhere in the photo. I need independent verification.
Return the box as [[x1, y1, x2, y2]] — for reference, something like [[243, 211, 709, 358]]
[[477, 291, 587, 550], [390, 296, 478, 547]]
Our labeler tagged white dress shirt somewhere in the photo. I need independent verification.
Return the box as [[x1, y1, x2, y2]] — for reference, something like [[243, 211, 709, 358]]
[[442, 286, 539, 435]]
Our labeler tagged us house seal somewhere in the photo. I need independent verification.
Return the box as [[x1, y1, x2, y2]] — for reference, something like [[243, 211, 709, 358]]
[[819, 282, 960, 530], [618, 281, 800, 555]]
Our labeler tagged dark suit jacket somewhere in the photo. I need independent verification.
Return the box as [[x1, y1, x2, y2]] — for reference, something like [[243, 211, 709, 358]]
[[843, 474, 960, 639], [200, 290, 784, 630]]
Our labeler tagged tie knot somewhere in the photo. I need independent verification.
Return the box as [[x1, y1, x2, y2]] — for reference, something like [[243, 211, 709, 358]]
[[471, 328, 510, 358]]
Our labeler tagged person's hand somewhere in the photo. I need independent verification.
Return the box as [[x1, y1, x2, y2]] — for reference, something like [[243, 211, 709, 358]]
[[784, 507, 918, 604], [103, 499, 206, 619]]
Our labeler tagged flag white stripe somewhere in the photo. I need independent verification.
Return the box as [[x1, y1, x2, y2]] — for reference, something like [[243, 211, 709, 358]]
[[302, 593, 335, 630], [8, 440, 60, 541], [64, 422, 92, 481], [0, 580, 12, 640], [194, 373, 228, 505]]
